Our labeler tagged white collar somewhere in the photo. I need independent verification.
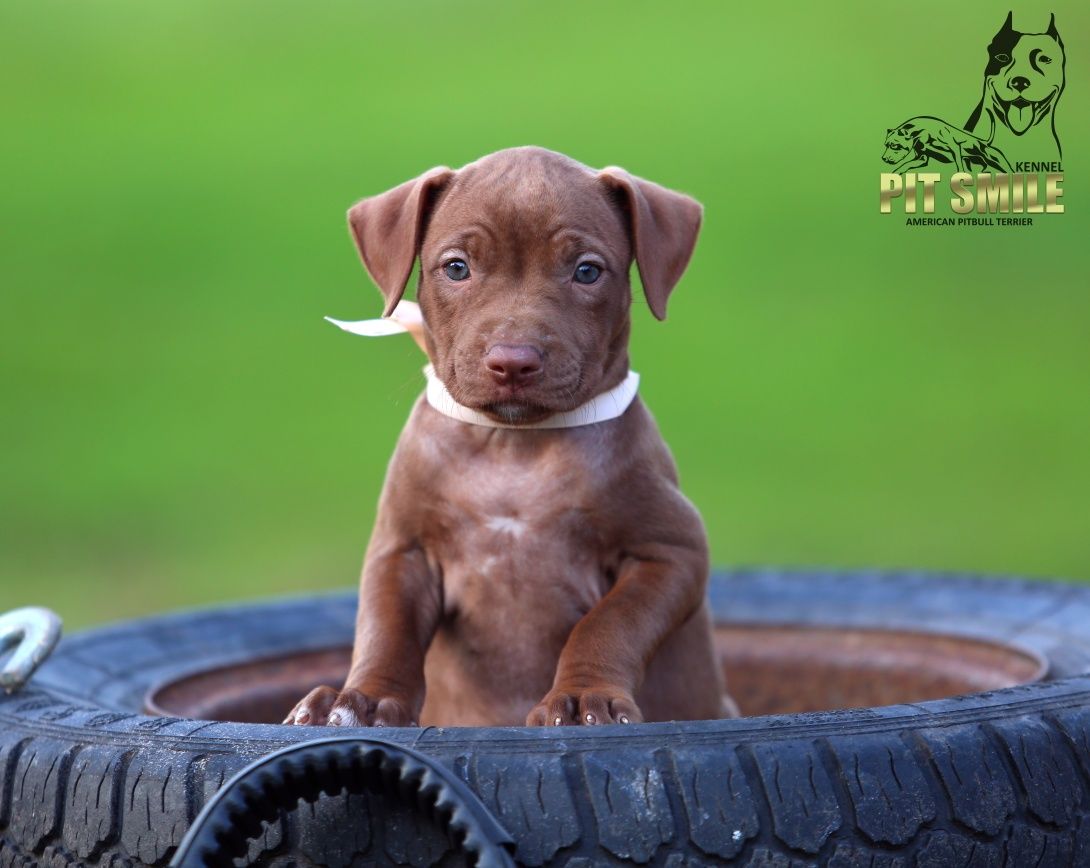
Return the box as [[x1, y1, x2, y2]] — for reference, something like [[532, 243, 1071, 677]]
[[424, 365, 640, 429]]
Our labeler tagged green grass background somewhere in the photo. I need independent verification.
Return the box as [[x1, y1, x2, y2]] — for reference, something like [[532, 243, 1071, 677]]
[[2, 1, 1087, 629]]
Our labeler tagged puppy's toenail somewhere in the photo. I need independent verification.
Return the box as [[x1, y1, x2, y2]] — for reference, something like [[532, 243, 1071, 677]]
[[619, 715, 630, 724], [328, 712, 341, 725], [297, 711, 310, 723], [585, 713, 595, 724], [553, 716, 563, 726]]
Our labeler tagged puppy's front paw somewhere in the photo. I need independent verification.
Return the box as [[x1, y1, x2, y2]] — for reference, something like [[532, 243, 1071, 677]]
[[282, 685, 416, 727], [526, 686, 643, 727]]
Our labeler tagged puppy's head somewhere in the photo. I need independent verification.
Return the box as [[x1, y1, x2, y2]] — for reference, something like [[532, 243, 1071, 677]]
[[347, 147, 702, 425], [983, 12, 1065, 135]]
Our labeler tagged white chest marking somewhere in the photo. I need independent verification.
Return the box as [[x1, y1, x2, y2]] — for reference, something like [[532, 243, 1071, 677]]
[[485, 516, 527, 538]]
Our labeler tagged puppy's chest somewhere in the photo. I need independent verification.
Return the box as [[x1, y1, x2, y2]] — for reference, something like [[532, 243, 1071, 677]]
[[424, 452, 613, 615]]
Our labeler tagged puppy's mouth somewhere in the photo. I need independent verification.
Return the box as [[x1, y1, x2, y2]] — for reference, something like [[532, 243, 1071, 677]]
[[444, 356, 586, 425], [474, 380, 579, 425], [478, 400, 556, 425]]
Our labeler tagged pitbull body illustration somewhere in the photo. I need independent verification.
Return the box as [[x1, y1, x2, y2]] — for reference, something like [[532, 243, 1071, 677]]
[[965, 12, 1065, 162], [883, 116, 1011, 174]]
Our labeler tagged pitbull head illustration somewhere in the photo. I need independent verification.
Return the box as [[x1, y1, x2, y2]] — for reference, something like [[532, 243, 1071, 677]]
[[966, 12, 1065, 156]]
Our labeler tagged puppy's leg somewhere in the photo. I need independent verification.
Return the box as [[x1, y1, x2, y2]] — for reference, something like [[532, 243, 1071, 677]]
[[285, 546, 440, 727], [527, 542, 707, 726]]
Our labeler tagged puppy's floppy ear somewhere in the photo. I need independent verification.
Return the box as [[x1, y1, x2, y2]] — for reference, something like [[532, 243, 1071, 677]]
[[599, 167, 703, 321], [347, 166, 454, 317]]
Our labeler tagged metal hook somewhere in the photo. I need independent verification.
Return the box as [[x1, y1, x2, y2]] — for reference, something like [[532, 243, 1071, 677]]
[[0, 607, 63, 694]]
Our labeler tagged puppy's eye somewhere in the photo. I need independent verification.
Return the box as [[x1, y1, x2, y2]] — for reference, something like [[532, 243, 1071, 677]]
[[1040, 55, 1052, 64], [443, 259, 470, 281], [573, 262, 601, 285], [994, 53, 1010, 63]]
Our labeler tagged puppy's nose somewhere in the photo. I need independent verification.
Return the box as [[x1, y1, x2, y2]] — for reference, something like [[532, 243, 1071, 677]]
[[1010, 76, 1030, 93], [484, 344, 543, 386]]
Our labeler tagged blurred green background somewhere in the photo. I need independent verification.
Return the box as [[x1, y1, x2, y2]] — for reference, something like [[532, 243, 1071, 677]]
[[2, 1, 1087, 629]]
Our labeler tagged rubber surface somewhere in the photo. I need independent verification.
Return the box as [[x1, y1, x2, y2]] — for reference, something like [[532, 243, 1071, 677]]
[[3, 568, 1090, 866]]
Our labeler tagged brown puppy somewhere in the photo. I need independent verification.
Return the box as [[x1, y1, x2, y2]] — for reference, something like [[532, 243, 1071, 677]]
[[286, 147, 729, 728]]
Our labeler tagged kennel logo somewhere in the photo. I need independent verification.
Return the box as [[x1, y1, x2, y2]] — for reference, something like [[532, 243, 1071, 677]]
[[879, 12, 1066, 225]]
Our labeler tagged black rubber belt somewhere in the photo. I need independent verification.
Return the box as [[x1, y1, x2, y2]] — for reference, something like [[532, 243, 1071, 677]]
[[170, 736, 516, 867]]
